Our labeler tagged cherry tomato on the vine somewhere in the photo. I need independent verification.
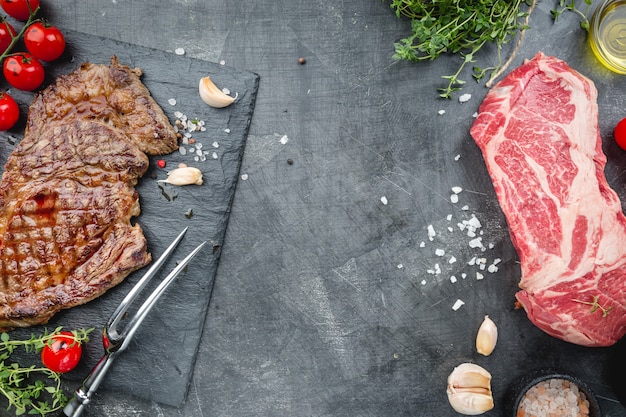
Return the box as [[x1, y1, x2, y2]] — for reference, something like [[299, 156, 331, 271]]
[[41, 331, 83, 373], [0, 91, 19, 130], [0, 20, 16, 55], [614, 118, 626, 151], [3, 52, 44, 91], [24, 21, 65, 62], [0, 0, 40, 21]]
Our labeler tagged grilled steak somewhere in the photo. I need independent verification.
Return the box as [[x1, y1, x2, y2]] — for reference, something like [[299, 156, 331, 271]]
[[0, 58, 177, 330], [26, 56, 178, 156], [470, 52, 626, 347]]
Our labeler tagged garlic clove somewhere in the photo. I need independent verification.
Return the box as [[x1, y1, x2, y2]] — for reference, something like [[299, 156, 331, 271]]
[[447, 363, 494, 415], [446, 391, 495, 416], [199, 76, 235, 108], [476, 315, 498, 356], [158, 166, 203, 186]]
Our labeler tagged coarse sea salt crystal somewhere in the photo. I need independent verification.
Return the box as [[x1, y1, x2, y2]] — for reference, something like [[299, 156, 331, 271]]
[[452, 299, 465, 310], [241, 173, 248, 180], [435, 248, 445, 256], [419, 241, 426, 248], [476, 272, 484, 280], [459, 93, 472, 103], [451, 186, 462, 194], [427, 225, 436, 241], [174, 48, 185, 55], [438, 109, 445, 115], [450, 276, 457, 283], [448, 256, 457, 264], [446, 214, 452, 221], [212, 141, 219, 148], [397, 264, 403, 269], [381, 196, 388, 205], [168, 98, 177, 106], [280, 135, 289, 145], [450, 194, 459, 204], [421, 280, 427, 285]]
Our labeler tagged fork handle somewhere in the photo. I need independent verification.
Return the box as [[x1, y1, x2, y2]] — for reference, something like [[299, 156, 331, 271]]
[[60, 353, 116, 416]]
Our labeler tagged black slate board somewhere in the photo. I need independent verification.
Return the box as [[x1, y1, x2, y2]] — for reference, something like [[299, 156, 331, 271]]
[[0, 29, 259, 407]]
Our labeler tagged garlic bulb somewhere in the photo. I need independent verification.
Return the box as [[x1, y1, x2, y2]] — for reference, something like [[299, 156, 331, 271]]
[[158, 167, 203, 186], [447, 363, 494, 415], [199, 76, 235, 108], [476, 315, 498, 356]]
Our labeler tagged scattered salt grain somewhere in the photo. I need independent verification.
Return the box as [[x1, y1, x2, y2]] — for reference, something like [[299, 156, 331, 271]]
[[450, 194, 459, 204], [454, 154, 461, 161], [446, 214, 452, 221], [168, 98, 177, 106], [241, 174, 248, 180], [224, 128, 231, 133], [397, 264, 403, 269], [451, 186, 463, 194], [448, 256, 457, 264], [450, 276, 457, 283], [435, 248, 445, 257], [419, 241, 426, 248], [174, 47, 185, 55], [438, 109, 445, 115], [212, 141, 219, 148], [421, 280, 427, 285], [476, 272, 484, 280], [427, 225, 436, 241], [220, 60, 226, 65], [280, 135, 289, 145], [381, 196, 388, 205], [473, 112, 479, 118], [461, 205, 469, 211], [212, 152, 218, 159], [452, 299, 465, 311], [459, 93, 472, 103]]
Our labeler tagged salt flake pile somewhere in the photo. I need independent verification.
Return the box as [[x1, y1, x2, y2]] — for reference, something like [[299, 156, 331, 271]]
[[415, 185, 504, 310], [172, 110, 226, 163]]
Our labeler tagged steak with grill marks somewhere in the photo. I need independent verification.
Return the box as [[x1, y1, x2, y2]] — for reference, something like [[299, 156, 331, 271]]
[[0, 57, 178, 330]]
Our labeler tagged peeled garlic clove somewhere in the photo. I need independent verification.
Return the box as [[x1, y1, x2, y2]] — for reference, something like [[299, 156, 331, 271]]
[[447, 363, 494, 415], [158, 166, 203, 186], [199, 76, 235, 108], [476, 315, 498, 356]]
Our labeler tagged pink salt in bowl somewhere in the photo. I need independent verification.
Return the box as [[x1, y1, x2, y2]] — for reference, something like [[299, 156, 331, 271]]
[[506, 369, 601, 417]]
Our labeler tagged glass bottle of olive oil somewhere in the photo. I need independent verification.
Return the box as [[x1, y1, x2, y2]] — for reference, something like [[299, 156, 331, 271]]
[[589, 0, 626, 74]]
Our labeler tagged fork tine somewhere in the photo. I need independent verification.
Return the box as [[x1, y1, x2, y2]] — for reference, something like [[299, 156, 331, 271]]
[[117, 240, 207, 351], [106, 227, 189, 336]]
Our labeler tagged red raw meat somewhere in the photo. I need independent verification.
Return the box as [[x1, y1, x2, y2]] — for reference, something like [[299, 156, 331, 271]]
[[470, 52, 626, 347]]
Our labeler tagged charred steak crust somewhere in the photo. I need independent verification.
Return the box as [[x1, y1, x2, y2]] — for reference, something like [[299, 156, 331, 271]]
[[26, 56, 178, 156], [0, 58, 177, 331]]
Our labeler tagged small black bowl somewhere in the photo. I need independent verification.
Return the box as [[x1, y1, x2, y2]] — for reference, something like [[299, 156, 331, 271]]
[[505, 368, 601, 417]]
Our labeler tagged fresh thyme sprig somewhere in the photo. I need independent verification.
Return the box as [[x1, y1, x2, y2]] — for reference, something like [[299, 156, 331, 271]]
[[0, 327, 93, 416], [573, 295, 614, 318], [551, 0, 593, 30], [388, 0, 534, 98]]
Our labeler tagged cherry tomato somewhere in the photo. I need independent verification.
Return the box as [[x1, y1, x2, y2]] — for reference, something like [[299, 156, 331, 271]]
[[0, 0, 40, 21], [0, 91, 19, 130], [0, 20, 16, 55], [615, 118, 626, 151], [41, 331, 83, 373], [24, 22, 66, 62], [3, 53, 44, 91]]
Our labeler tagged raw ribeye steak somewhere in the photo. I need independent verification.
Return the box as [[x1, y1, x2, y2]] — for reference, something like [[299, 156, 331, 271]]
[[470, 52, 626, 347]]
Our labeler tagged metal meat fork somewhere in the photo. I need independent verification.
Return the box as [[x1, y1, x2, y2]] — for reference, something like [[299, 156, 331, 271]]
[[60, 227, 206, 417]]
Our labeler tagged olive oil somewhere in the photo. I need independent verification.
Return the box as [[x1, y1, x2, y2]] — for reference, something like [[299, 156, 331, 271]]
[[589, 0, 626, 74]]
